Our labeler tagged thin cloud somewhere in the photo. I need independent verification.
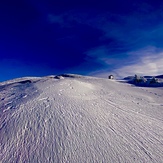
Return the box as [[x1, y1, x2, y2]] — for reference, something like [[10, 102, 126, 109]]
[[116, 47, 163, 76], [91, 47, 163, 78], [47, 4, 163, 79], [48, 14, 64, 24], [48, 5, 163, 51]]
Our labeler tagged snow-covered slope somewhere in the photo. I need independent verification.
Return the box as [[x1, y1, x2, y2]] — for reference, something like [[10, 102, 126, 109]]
[[0, 74, 163, 163]]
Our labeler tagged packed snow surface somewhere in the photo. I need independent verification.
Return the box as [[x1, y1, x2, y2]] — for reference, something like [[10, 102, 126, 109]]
[[0, 74, 163, 163]]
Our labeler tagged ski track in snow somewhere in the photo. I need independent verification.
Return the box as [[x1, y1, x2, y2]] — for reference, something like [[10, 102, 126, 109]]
[[0, 75, 163, 163]]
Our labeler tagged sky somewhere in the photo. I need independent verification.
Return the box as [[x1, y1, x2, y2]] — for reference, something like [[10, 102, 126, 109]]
[[0, 0, 163, 81]]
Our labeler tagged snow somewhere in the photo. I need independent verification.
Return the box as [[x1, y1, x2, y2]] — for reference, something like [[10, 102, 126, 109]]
[[0, 74, 163, 163]]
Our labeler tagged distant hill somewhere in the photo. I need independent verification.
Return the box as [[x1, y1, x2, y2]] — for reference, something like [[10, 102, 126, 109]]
[[123, 76, 134, 80], [143, 75, 163, 79], [156, 75, 163, 78]]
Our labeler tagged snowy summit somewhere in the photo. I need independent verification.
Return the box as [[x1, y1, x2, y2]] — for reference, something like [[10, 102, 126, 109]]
[[0, 74, 163, 162]]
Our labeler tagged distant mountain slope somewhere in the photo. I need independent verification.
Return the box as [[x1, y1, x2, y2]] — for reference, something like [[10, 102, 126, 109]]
[[144, 75, 163, 79], [156, 74, 163, 78], [1, 74, 163, 163]]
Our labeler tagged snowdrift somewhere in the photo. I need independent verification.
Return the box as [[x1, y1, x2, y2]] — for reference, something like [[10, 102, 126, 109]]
[[0, 74, 163, 163]]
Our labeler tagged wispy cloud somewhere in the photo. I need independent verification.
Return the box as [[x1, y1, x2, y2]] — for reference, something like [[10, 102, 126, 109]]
[[48, 5, 163, 51], [47, 3, 163, 78], [115, 47, 163, 77], [48, 14, 64, 24], [91, 47, 163, 78]]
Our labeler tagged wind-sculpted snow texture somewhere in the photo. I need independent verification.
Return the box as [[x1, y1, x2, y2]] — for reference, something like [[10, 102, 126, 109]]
[[0, 75, 163, 163]]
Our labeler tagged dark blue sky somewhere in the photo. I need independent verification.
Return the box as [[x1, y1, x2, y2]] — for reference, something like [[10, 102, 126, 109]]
[[0, 0, 163, 81]]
